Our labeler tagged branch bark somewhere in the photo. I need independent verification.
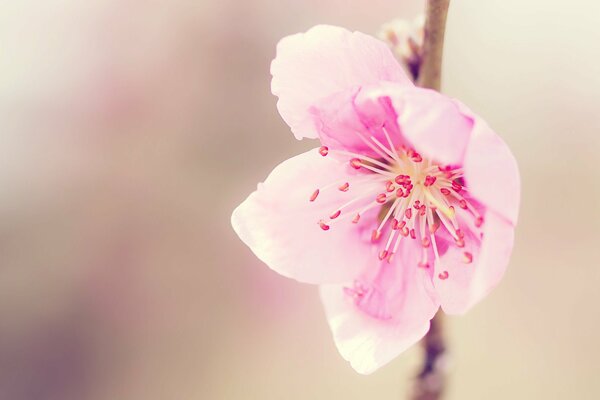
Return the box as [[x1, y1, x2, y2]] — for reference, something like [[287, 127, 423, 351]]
[[410, 314, 448, 400], [410, 1, 451, 399], [416, 0, 450, 90]]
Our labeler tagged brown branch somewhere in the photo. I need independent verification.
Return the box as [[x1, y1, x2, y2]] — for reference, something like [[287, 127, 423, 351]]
[[410, 1, 451, 399], [416, 0, 450, 90], [409, 314, 448, 400]]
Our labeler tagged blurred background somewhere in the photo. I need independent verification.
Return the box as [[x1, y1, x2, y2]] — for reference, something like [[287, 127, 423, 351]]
[[1, 0, 600, 399]]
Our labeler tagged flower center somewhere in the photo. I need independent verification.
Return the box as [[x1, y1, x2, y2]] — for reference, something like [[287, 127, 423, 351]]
[[310, 128, 484, 279]]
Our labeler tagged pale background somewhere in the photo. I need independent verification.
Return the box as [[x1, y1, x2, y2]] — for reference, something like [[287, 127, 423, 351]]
[[1, 0, 599, 399]]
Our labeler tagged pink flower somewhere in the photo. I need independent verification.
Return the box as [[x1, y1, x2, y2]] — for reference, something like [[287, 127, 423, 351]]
[[231, 25, 520, 374]]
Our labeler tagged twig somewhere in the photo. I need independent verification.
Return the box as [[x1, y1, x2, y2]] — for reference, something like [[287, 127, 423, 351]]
[[416, 0, 450, 91], [410, 314, 448, 400], [410, 1, 451, 399]]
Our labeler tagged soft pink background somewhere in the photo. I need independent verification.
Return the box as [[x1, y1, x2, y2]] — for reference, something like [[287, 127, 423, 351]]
[[1, 0, 599, 399]]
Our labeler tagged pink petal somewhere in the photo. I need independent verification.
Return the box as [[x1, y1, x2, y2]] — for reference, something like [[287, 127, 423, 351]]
[[319, 241, 439, 374], [311, 83, 472, 164], [271, 25, 412, 140], [460, 102, 520, 225], [231, 148, 378, 285], [309, 86, 405, 156], [433, 210, 515, 315], [389, 86, 473, 166]]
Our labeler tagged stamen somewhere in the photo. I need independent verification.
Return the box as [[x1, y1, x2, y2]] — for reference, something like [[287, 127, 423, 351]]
[[378, 249, 389, 261], [371, 230, 382, 242], [370, 135, 400, 162], [376, 193, 387, 204], [331, 149, 395, 171], [329, 210, 341, 219], [351, 130, 395, 163], [424, 175, 437, 187], [312, 141, 479, 269], [350, 158, 362, 169], [319, 220, 330, 231], [463, 252, 473, 264], [385, 181, 395, 192]]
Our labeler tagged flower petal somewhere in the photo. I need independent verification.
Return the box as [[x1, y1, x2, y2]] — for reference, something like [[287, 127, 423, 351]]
[[312, 83, 473, 164], [319, 241, 439, 374], [231, 148, 379, 284], [433, 210, 515, 315], [309, 86, 404, 156], [460, 102, 520, 225], [271, 25, 412, 140], [390, 86, 473, 166]]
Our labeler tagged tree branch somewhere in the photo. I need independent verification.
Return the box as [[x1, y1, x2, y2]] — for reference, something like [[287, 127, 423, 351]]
[[410, 1, 451, 399], [410, 314, 448, 400], [416, 0, 450, 90]]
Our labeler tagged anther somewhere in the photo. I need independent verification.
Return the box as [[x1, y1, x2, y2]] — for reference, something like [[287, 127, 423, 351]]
[[475, 216, 484, 228], [405, 208, 412, 219], [385, 181, 395, 192], [330, 210, 341, 219], [352, 214, 361, 224], [319, 146, 329, 157], [452, 181, 463, 192], [309, 189, 319, 202], [441, 188, 451, 195], [319, 220, 330, 231], [378, 250, 389, 261], [418, 261, 430, 269], [459, 199, 467, 209], [349, 158, 362, 169], [376, 193, 387, 204], [463, 252, 473, 264], [395, 174, 409, 184], [410, 229, 416, 239], [424, 175, 437, 187], [338, 182, 350, 192], [396, 188, 405, 198], [422, 237, 430, 248], [438, 271, 449, 280], [371, 230, 382, 242]]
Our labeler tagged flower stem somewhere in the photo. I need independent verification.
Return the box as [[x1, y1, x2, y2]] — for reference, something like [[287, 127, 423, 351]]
[[411, 1, 450, 399]]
